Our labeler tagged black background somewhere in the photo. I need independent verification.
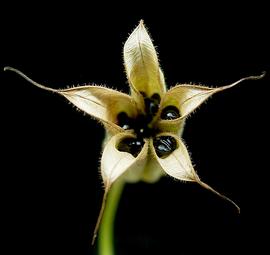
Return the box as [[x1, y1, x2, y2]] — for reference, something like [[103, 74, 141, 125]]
[[1, 2, 269, 255]]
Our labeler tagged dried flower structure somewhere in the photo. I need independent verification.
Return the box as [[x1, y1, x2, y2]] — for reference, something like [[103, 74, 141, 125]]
[[5, 20, 264, 245]]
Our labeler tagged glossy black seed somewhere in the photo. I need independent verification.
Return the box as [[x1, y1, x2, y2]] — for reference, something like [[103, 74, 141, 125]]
[[117, 112, 132, 130], [144, 93, 161, 117], [160, 106, 180, 120], [118, 138, 144, 157], [153, 136, 177, 158], [144, 98, 159, 116]]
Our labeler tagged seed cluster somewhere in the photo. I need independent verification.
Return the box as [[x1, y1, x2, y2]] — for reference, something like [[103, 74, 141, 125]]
[[117, 93, 180, 158]]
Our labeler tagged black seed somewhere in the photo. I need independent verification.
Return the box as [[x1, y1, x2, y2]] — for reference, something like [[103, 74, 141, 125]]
[[118, 138, 144, 157], [161, 106, 180, 120], [151, 93, 161, 104], [144, 98, 159, 116], [144, 94, 161, 117], [153, 136, 177, 158], [133, 115, 152, 138], [117, 112, 132, 130]]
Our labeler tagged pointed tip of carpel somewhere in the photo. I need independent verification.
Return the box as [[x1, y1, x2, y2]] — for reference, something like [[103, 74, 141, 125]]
[[260, 71, 266, 79], [4, 66, 12, 72]]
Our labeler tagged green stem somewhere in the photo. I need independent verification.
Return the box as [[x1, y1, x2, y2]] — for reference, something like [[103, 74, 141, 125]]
[[98, 180, 125, 255]]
